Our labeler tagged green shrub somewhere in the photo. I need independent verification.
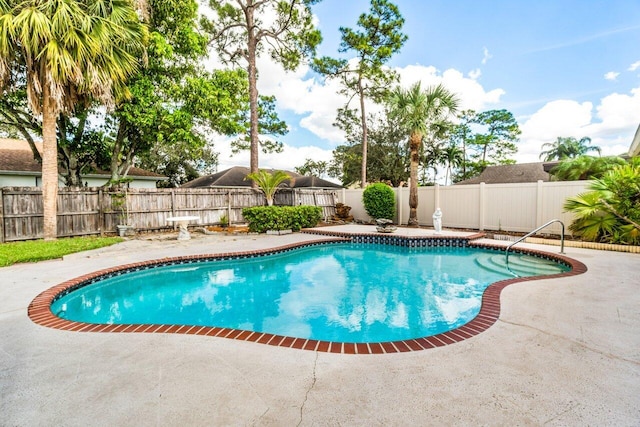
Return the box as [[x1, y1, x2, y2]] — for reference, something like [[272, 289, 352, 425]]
[[564, 158, 640, 244], [242, 205, 322, 233], [362, 183, 396, 220]]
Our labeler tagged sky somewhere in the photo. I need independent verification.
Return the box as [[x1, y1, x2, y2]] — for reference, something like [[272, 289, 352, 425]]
[[212, 0, 640, 178]]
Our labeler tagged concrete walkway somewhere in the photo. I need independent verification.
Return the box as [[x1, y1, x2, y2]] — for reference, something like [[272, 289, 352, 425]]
[[1, 227, 639, 426]]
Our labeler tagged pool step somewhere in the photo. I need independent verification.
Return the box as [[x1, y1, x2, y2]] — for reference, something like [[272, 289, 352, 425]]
[[475, 253, 564, 277]]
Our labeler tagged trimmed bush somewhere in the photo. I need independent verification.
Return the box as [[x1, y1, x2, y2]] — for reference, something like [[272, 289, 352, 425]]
[[363, 183, 395, 220], [242, 205, 322, 233]]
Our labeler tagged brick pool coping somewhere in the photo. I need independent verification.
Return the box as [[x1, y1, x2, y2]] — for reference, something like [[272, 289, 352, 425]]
[[28, 235, 587, 355]]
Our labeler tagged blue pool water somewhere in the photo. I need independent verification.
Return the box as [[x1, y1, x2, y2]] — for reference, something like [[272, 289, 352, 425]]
[[51, 243, 568, 343]]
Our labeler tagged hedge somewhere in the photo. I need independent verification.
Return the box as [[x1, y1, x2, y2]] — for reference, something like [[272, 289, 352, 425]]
[[242, 205, 322, 233]]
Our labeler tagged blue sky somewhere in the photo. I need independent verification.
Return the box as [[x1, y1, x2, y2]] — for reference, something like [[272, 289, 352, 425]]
[[216, 0, 640, 175]]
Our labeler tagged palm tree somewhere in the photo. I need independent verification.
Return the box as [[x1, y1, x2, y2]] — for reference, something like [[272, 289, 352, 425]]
[[550, 156, 626, 181], [564, 158, 640, 244], [246, 170, 290, 206], [0, 0, 146, 239], [387, 82, 459, 226], [540, 136, 601, 161], [443, 144, 463, 185]]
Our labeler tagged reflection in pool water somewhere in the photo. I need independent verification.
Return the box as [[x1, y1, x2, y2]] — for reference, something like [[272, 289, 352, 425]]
[[51, 243, 568, 343]]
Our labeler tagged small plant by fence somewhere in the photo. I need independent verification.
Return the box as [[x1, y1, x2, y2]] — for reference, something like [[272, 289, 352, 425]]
[[0, 187, 337, 242]]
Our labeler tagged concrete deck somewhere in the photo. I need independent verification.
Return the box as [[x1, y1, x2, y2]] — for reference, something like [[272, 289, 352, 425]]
[[1, 226, 639, 425]]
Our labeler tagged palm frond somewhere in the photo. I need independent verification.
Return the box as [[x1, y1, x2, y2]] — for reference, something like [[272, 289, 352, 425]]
[[563, 191, 603, 218], [568, 212, 618, 242], [246, 170, 290, 205]]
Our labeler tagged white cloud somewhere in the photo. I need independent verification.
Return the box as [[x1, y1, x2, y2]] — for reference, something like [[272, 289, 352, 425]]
[[481, 47, 492, 65], [255, 56, 350, 143], [517, 87, 640, 162], [395, 65, 505, 111], [468, 68, 482, 80], [259, 144, 334, 172], [518, 100, 593, 161], [213, 134, 334, 174], [604, 71, 619, 81], [255, 58, 508, 146], [205, 42, 638, 171], [592, 87, 640, 135], [628, 60, 640, 71]]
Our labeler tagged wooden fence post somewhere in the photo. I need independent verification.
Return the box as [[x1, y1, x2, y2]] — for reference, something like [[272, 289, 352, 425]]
[[97, 187, 104, 236], [170, 189, 176, 217]]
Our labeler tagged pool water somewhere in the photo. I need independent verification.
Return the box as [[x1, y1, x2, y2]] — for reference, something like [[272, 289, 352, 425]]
[[51, 243, 568, 343]]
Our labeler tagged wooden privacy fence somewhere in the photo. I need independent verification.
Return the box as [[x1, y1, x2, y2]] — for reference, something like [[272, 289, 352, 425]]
[[0, 187, 337, 242]]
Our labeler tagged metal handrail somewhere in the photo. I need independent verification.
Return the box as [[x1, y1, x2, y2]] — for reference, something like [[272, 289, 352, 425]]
[[505, 219, 565, 263]]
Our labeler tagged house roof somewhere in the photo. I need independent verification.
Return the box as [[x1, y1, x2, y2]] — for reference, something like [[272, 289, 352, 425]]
[[0, 138, 42, 173], [455, 162, 552, 185], [182, 166, 343, 189], [0, 138, 165, 179], [629, 123, 640, 157]]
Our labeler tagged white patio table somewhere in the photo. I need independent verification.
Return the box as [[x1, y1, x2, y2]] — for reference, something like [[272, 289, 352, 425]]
[[166, 216, 200, 240]]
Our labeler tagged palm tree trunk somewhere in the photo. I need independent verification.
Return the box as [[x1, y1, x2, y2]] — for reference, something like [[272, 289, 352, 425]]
[[408, 132, 420, 226], [41, 87, 58, 240]]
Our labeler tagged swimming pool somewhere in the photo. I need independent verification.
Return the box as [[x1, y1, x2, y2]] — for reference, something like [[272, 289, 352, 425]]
[[33, 238, 582, 353]]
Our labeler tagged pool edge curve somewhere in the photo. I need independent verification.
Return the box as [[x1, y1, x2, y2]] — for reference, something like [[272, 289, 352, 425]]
[[28, 236, 588, 355]]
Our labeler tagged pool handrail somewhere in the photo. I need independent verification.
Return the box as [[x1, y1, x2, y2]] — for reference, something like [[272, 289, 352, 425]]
[[505, 219, 565, 264]]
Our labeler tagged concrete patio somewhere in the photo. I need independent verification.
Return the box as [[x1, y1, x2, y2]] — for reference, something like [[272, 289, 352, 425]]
[[1, 225, 639, 425]]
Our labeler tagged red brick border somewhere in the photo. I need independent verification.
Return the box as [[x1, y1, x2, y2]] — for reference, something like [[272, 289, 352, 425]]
[[28, 237, 587, 355]]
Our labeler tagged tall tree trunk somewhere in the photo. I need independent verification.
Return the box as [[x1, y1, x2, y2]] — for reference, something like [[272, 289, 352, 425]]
[[22, 129, 43, 163], [111, 121, 126, 184], [408, 132, 421, 226], [482, 140, 488, 163], [59, 147, 83, 187], [358, 76, 367, 188], [0, 102, 43, 163], [461, 136, 466, 178], [41, 86, 58, 240], [70, 111, 89, 187], [245, 2, 259, 184], [57, 115, 83, 187]]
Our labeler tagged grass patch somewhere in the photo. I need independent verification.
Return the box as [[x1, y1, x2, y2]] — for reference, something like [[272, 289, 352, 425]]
[[0, 236, 123, 267]]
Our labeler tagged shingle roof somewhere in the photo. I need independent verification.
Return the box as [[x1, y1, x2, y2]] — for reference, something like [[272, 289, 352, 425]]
[[0, 138, 165, 178], [630, 124, 640, 157], [182, 166, 343, 189], [455, 162, 552, 185], [0, 138, 42, 173]]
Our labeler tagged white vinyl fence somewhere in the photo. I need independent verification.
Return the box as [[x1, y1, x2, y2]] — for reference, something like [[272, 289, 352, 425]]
[[339, 180, 590, 236]]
